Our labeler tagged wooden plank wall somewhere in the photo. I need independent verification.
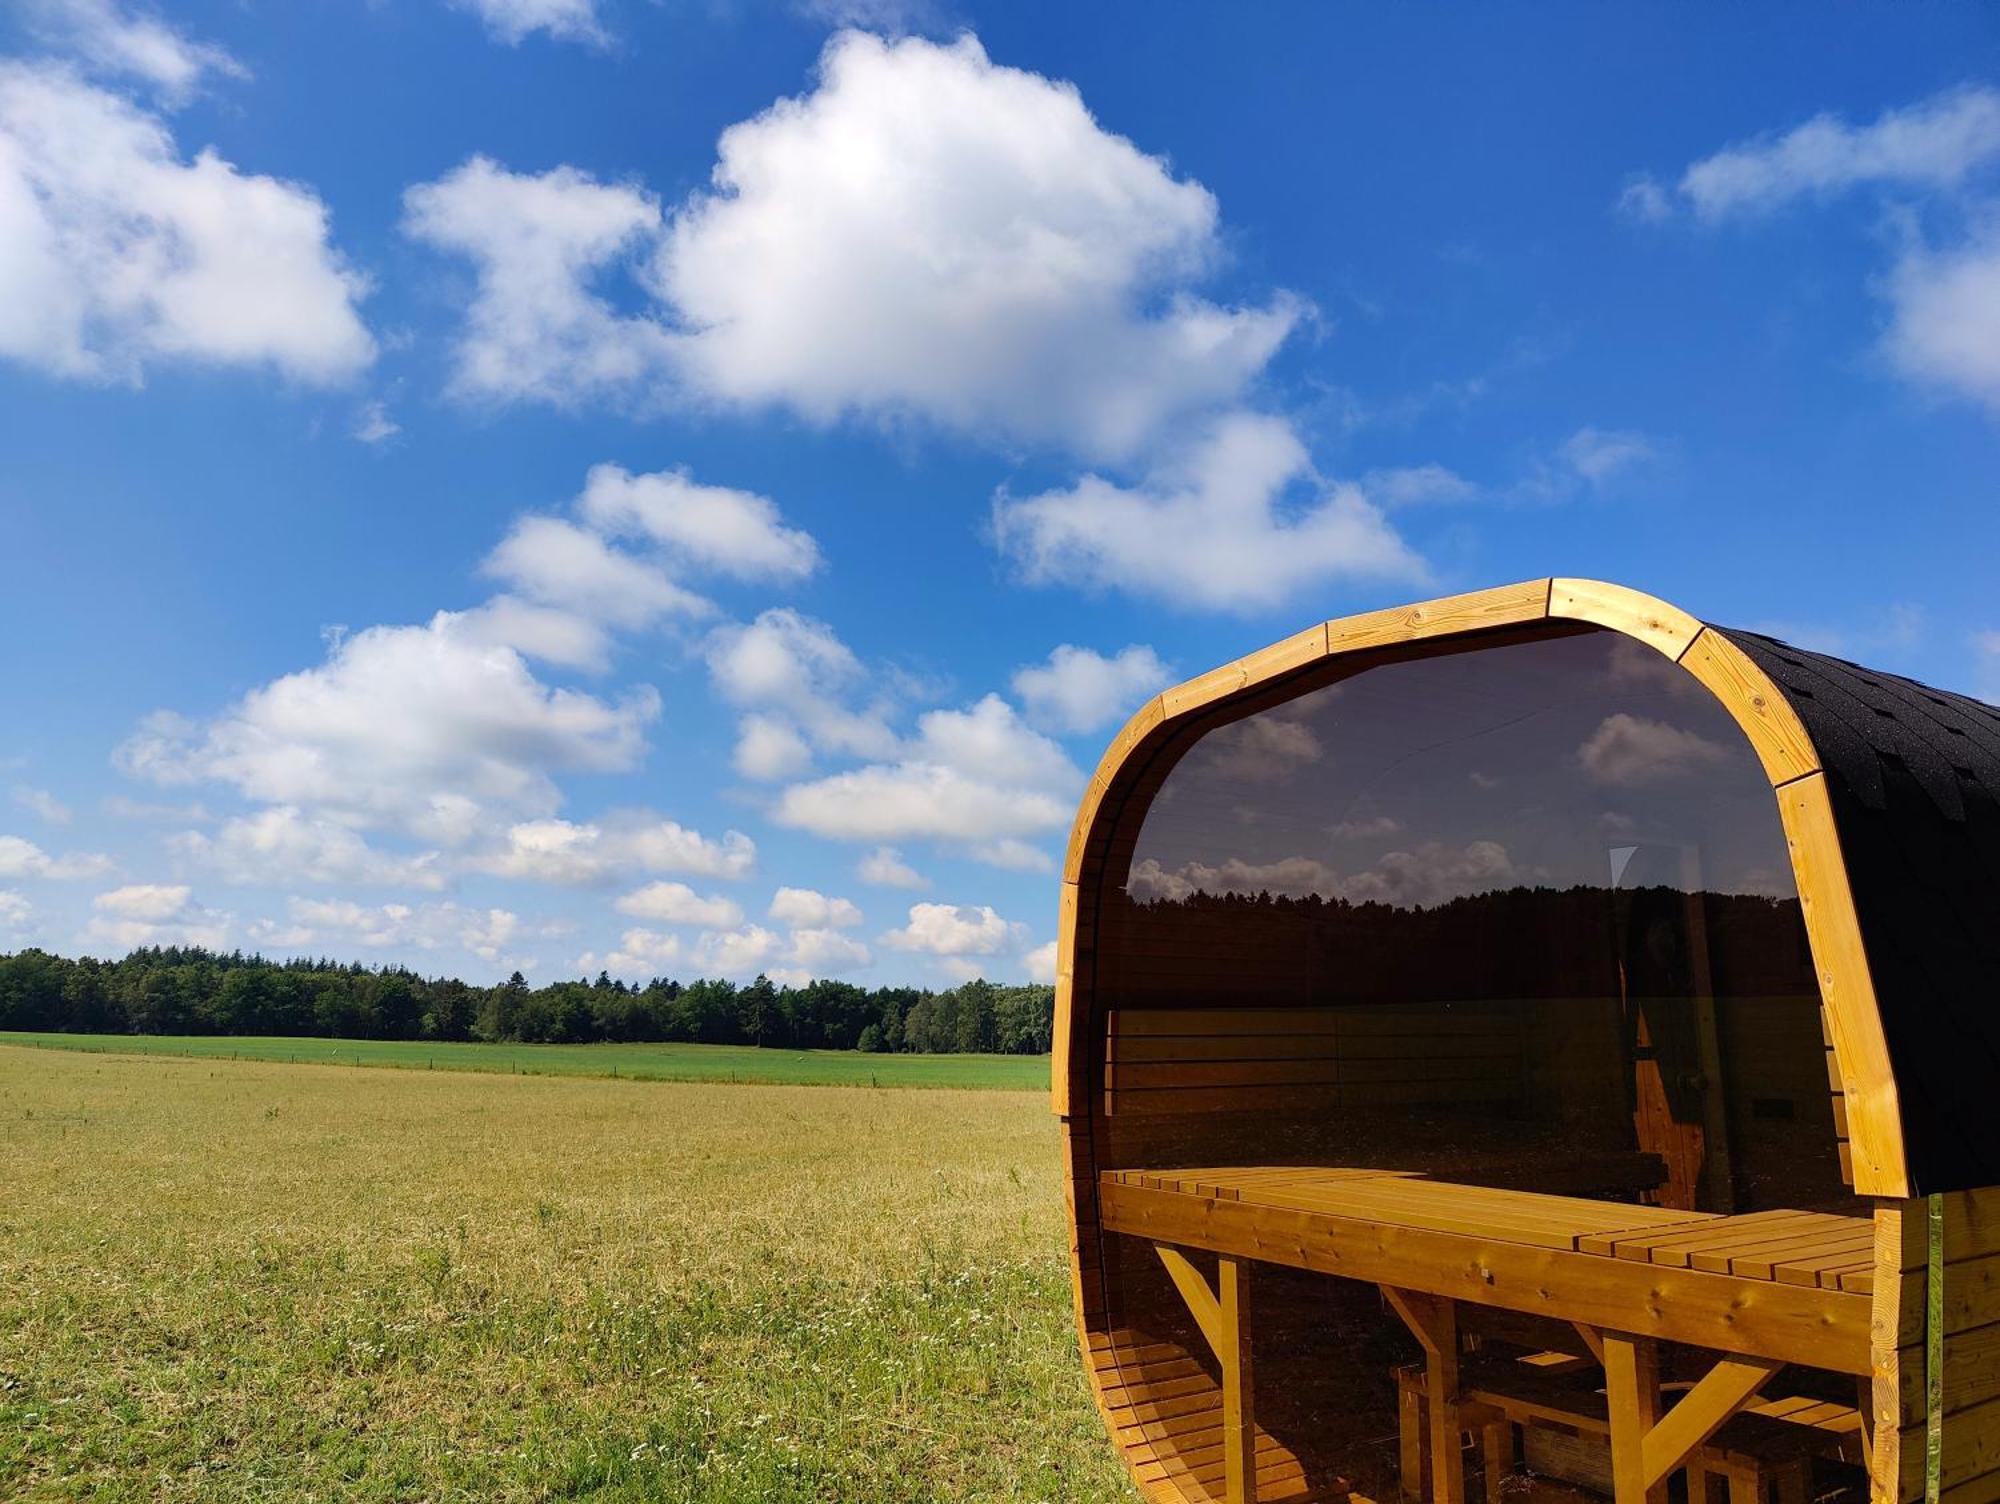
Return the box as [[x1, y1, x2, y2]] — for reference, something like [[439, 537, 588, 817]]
[[1102, 1005, 1527, 1117], [1933, 1191, 2000, 1504], [1882, 1189, 2000, 1504]]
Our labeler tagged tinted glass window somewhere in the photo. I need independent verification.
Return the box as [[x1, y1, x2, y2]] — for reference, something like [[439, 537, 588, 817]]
[[1092, 625, 1839, 1214]]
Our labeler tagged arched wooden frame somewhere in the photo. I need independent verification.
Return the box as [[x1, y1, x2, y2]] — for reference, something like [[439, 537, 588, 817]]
[[1053, 575, 1906, 1190], [1052, 579, 1927, 1504]]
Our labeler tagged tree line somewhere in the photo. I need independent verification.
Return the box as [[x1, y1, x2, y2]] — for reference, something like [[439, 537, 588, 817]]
[[0, 946, 1056, 1055]]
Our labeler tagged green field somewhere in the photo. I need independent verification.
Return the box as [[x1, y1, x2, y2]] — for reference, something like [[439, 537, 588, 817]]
[[0, 1031, 1049, 1091], [0, 1044, 1129, 1502]]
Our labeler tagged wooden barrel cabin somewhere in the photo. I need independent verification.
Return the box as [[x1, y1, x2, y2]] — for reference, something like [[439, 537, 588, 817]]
[[1054, 580, 2000, 1504]]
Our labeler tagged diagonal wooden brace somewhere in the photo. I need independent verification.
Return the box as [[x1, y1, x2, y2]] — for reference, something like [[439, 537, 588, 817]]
[[1639, 1355, 1785, 1490], [1605, 1331, 1783, 1504], [1155, 1245, 1256, 1504]]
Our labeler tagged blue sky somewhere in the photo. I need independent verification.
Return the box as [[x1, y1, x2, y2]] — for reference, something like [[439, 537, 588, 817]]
[[2, 0, 1997, 986]]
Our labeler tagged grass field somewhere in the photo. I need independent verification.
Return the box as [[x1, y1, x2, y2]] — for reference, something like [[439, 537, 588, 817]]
[[0, 1044, 1130, 1502], [0, 1032, 1049, 1091]]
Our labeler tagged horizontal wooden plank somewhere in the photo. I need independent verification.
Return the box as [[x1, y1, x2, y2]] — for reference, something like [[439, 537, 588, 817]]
[[1944, 1321, 2000, 1420], [1943, 1395, 2000, 1489], [1106, 1055, 1518, 1091], [1108, 1006, 1522, 1038], [1949, 1190, 2000, 1264], [1105, 1077, 1520, 1114], [1109, 1032, 1522, 1064]]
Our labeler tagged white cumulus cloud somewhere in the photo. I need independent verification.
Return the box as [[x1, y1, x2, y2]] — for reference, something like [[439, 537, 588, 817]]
[[857, 846, 926, 889], [1012, 644, 1171, 735], [774, 695, 1079, 862], [276, 898, 535, 962], [172, 806, 447, 890], [1631, 86, 2000, 418], [1671, 86, 2000, 222], [767, 886, 863, 928], [0, 890, 32, 931], [0, 834, 115, 881], [482, 515, 710, 627], [660, 30, 1299, 460], [1559, 426, 1655, 485], [85, 882, 228, 949], [22, 0, 244, 103], [705, 609, 898, 778], [476, 814, 756, 885], [993, 411, 1426, 613], [881, 901, 1024, 959], [1885, 222, 2000, 414], [115, 611, 658, 843], [614, 881, 745, 928], [402, 155, 671, 406], [93, 881, 189, 921], [404, 32, 1298, 461], [0, 62, 372, 386], [579, 464, 820, 582], [449, 0, 606, 46]]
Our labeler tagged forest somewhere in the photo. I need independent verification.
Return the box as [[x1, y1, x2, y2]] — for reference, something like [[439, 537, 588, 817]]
[[0, 946, 1056, 1054]]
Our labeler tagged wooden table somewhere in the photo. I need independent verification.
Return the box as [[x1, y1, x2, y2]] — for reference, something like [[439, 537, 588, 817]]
[[1098, 1166, 1874, 1504]]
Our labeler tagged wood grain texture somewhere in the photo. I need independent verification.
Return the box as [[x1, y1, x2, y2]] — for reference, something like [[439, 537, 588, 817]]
[[1550, 578, 1704, 660], [1679, 628, 1822, 786], [1324, 579, 1552, 655]]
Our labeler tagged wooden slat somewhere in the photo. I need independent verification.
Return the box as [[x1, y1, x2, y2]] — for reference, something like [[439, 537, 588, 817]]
[[1109, 1006, 1521, 1038], [1583, 1213, 1808, 1263], [1106, 1079, 1522, 1115]]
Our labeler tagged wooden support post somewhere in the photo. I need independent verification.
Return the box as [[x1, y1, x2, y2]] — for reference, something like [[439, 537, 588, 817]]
[[1155, 1245, 1256, 1504], [1605, 1332, 1666, 1504], [1481, 1419, 1513, 1504], [1387, 1287, 1465, 1504], [1399, 1370, 1426, 1504], [1218, 1256, 1254, 1504]]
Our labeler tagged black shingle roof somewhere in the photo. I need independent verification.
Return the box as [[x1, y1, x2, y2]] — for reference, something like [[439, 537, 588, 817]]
[[1713, 627, 2000, 1194]]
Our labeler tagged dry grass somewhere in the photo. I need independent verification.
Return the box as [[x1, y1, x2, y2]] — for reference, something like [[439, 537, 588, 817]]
[[0, 1046, 1133, 1502]]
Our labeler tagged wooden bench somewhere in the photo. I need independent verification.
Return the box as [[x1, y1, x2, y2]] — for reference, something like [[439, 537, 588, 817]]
[[1099, 1166, 1874, 1504]]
